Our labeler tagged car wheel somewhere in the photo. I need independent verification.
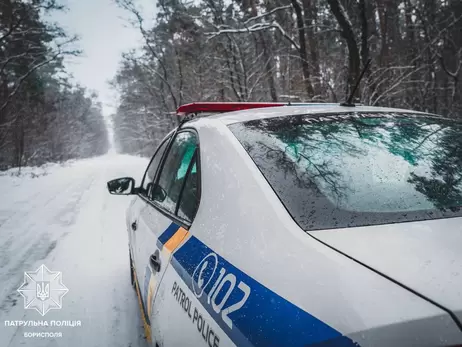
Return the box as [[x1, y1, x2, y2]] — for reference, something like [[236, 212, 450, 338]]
[[129, 253, 136, 289]]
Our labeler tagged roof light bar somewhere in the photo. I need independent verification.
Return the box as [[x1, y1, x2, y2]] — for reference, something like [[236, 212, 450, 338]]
[[176, 102, 285, 115]]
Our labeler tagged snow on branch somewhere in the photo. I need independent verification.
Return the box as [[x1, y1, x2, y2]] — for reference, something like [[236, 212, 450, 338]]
[[243, 5, 292, 26], [206, 22, 300, 51]]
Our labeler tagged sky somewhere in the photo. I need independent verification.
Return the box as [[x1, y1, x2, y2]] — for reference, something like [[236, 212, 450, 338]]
[[49, 0, 155, 117]]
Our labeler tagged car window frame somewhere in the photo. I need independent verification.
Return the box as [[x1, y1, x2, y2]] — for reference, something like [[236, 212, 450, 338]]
[[138, 127, 202, 230], [175, 148, 199, 222], [140, 134, 173, 196]]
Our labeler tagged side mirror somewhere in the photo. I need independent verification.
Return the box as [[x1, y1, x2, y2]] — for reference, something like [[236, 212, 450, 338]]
[[107, 177, 135, 195]]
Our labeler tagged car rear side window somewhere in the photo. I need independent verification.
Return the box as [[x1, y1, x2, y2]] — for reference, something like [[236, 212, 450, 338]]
[[229, 113, 462, 230], [154, 131, 198, 216], [177, 158, 199, 222]]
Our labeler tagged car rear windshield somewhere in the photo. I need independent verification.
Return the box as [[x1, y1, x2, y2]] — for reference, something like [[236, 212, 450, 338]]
[[229, 112, 462, 231]]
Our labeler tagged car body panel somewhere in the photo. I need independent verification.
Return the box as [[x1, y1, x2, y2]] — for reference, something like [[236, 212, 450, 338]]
[[152, 225, 357, 347], [314, 218, 462, 326], [130, 195, 178, 327], [128, 197, 147, 288], [151, 249, 234, 347]]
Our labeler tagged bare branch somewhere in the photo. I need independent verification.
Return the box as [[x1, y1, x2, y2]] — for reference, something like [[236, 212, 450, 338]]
[[243, 5, 292, 26], [207, 22, 300, 51], [0, 49, 69, 113]]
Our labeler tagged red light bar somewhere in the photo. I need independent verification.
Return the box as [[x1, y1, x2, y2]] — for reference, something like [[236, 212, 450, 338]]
[[176, 102, 285, 115]]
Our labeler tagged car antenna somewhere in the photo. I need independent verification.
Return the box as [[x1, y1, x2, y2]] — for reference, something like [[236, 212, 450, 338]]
[[340, 58, 372, 107]]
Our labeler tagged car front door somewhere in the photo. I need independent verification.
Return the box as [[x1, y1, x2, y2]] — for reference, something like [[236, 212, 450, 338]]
[[130, 137, 171, 292], [134, 130, 199, 336]]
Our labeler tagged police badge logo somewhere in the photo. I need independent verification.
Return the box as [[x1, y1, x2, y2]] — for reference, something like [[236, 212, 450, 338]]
[[17, 264, 69, 316]]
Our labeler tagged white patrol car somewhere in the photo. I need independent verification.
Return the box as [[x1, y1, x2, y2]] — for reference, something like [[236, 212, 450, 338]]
[[107, 102, 462, 347]]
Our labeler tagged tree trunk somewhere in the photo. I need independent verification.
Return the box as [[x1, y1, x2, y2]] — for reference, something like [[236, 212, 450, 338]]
[[302, 0, 320, 95], [326, 0, 361, 97], [290, 0, 314, 98], [358, 0, 369, 66], [250, 0, 277, 101]]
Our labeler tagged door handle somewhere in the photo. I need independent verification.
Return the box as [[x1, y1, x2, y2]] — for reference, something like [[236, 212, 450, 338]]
[[131, 221, 137, 231], [149, 252, 161, 272]]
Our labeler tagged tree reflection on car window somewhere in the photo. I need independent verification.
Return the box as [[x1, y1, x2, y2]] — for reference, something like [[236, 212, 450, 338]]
[[230, 113, 462, 230], [155, 132, 197, 214]]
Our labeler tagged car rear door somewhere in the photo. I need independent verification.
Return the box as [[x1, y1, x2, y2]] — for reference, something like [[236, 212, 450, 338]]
[[133, 129, 199, 336], [148, 151, 204, 347]]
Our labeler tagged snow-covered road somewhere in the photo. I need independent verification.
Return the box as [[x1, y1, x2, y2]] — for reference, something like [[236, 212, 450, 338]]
[[0, 155, 150, 347]]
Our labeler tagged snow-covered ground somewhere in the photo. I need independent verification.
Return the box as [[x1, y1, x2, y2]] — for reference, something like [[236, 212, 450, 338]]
[[0, 154, 150, 347]]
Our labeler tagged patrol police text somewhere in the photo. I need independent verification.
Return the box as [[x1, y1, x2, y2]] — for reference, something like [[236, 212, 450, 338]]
[[172, 281, 220, 347]]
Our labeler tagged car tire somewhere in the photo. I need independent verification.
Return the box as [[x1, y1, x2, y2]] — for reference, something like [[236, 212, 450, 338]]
[[129, 253, 136, 289]]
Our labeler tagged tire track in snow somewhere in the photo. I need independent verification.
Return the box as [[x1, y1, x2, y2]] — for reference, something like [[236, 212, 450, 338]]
[[0, 179, 86, 268], [0, 190, 43, 228], [0, 177, 85, 258]]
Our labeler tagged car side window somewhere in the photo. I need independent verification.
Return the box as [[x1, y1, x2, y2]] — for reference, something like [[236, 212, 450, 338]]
[[177, 157, 199, 222], [153, 131, 198, 215], [140, 138, 170, 197]]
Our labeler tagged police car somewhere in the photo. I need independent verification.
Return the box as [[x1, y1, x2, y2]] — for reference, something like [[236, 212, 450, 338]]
[[107, 102, 462, 347]]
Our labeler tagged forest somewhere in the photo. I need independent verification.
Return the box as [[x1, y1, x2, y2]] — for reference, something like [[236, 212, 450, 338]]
[[112, 0, 462, 156], [2, 0, 461, 166], [0, 0, 109, 170]]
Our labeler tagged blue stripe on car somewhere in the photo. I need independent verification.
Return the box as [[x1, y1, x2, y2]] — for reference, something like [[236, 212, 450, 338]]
[[167, 224, 358, 347]]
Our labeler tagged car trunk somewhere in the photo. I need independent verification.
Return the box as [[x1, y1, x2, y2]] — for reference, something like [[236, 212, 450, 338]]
[[313, 217, 462, 330]]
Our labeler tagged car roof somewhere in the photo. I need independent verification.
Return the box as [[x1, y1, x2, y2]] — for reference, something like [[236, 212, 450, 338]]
[[196, 104, 433, 126]]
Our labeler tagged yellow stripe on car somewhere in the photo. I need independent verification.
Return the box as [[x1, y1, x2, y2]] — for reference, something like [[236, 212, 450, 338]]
[[133, 267, 152, 342], [164, 227, 189, 253]]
